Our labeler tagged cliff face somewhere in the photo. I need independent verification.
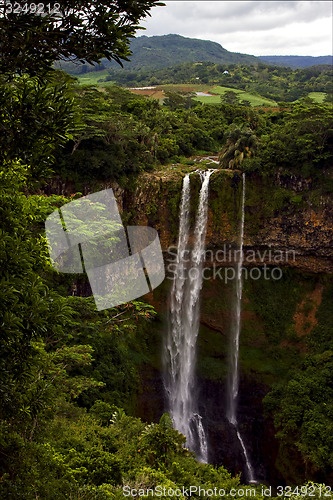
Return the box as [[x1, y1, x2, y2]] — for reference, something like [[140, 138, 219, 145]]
[[123, 169, 333, 273], [123, 168, 333, 484], [43, 168, 333, 272]]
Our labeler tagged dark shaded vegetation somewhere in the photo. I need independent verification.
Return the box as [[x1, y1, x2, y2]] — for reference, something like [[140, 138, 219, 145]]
[[0, 0, 162, 75], [51, 82, 332, 199], [263, 279, 333, 484]]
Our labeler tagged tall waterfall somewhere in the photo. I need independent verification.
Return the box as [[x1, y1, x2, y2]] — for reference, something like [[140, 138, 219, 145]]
[[226, 173, 256, 483], [165, 170, 213, 463]]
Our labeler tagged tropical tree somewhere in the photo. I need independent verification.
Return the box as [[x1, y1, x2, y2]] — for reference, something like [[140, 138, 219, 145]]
[[0, 0, 162, 75], [219, 125, 259, 169], [0, 71, 75, 180], [164, 91, 197, 110], [264, 352, 333, 484], [220, 90, 240, 105]]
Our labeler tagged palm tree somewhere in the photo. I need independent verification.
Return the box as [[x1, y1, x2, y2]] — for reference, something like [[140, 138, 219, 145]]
[[219, 125, 258, 169]]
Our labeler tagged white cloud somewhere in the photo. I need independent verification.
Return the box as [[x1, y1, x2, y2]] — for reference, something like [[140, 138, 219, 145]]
[[141, 1, 332, 56]]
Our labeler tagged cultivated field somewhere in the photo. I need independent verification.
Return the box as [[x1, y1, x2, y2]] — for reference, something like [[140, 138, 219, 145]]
[[76, 76, 328, 107], [126, 84, 278, 106]]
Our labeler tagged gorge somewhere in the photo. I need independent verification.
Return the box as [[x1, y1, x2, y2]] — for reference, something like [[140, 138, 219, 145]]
[[126, 165, 333, 484], [44, 165, 333, 485]]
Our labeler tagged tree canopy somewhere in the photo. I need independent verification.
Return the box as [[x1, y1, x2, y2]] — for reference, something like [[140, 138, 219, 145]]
[[0, 0, 162, 75]]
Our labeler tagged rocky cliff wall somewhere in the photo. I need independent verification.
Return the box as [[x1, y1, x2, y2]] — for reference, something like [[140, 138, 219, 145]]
[[43, 169, 333, 273], [122, 169, 333, 273]]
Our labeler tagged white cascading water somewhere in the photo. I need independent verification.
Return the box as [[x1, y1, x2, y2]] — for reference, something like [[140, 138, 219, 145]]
[[165, 170, 214, 463], [165, 173, 192, 447], [194, 413, 208, 462], [226, 173, 256, 483], [237, 429, 256, 483]]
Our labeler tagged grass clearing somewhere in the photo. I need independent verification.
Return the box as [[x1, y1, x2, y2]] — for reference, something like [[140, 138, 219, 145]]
[[196, 85, 277, 106], [77, 69, 115, 86], [307, 92, 327, 103], [75, 77, 328, 107]]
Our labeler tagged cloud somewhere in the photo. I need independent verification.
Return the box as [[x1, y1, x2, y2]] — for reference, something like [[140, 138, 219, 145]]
[[141, 1, 332, 56]]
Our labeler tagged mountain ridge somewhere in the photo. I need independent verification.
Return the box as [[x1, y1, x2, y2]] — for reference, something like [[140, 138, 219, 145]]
[[125, 34, 260, 68], [58, 34, 259, 75], [58, 34, 332, 76], [259, 54, 333, 68]]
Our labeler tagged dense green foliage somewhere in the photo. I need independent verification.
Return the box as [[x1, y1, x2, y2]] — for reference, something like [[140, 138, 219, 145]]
[[0, 0, 161, 75], [53, 83, 332, 198], [0, 72, 75, 181], [240, 102, 333, 183], [263, 280, 333, 484], [54, 84, 223, 180]]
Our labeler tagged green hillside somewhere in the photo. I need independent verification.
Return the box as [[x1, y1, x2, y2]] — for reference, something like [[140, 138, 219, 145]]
[[57, 34, 260, 75], [124, 34, 260, 68], [57, 35, 332, 80]]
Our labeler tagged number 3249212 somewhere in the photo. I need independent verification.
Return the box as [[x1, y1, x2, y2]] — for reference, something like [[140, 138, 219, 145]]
[[1, 2, 60, 14]]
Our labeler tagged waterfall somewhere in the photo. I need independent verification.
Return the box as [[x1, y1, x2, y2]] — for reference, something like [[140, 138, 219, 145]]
[[194, 413, 208, 462], [165, 170, 213, 463], [226, 172, 245, 425], [226, 173, 256, 483], [237, 429, 256, 483]]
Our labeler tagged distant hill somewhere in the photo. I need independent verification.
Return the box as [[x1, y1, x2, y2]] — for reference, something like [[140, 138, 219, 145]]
[[121, 34, 260, 69], [58, 35, 332, 77], [259, 55, 333, 68], [58, 34, 260, 75]]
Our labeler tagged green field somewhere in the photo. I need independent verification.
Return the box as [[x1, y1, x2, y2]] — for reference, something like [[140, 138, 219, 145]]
[[77, 69, 115, 85], [194, 85, 278, 106], [307, 92, 327, 103], [157, 84, 278, 107]]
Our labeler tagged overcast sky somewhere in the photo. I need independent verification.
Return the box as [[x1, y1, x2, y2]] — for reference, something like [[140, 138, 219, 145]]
[[138, 1, 332, 57]]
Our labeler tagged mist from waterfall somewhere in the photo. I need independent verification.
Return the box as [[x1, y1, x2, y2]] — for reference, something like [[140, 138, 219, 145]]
[[164, 170, 213, 463], [226, 173, 256, 483]]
